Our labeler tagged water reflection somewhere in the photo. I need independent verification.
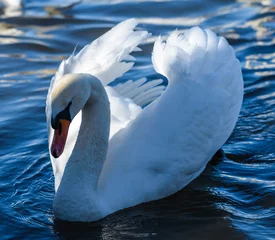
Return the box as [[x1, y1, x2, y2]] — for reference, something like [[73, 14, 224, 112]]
[[238, 0, 275, 7], [0, 23, 23, 44]]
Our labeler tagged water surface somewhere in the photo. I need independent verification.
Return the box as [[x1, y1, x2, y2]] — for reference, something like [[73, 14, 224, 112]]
[[0, 0, 275, 239]]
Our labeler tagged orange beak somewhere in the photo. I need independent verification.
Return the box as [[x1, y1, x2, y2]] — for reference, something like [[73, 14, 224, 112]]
[[51, 119, 70, 158]]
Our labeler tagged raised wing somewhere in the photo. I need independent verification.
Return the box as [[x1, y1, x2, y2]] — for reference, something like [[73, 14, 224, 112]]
[[47, 18, 150, 101]]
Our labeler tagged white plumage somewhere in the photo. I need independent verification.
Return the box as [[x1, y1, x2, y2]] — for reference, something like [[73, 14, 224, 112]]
[[46, 19, 243, 221]]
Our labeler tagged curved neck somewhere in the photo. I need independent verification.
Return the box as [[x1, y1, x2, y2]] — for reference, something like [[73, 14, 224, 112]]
[[53, 77, 110, 221], [68, 96, 110, 187]]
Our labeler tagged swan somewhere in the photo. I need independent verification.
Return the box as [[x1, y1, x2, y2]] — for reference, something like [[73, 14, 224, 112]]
[[46, 19, 243, 222], [0, 0, 22, 9]]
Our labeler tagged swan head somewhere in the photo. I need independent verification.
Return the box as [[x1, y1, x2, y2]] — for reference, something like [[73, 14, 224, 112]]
[[50, 73, 98, 158]]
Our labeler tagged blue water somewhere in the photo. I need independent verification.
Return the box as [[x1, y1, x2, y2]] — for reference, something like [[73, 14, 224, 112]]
[[0, 0, 275, 239]]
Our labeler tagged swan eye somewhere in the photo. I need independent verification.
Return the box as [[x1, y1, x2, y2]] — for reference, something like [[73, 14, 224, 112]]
[[51, 102, 72, 129]]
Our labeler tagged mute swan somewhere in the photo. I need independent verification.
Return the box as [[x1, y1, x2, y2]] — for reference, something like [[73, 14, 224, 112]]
[[46, 19, 243, 222], [0, 0, 22, 9]]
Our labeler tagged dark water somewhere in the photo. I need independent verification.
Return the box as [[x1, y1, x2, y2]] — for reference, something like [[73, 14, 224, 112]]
[[0, 0, 275, 239]]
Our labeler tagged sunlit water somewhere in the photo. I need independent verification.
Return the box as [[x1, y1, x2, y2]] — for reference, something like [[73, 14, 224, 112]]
[[0, 0, 274, 239]]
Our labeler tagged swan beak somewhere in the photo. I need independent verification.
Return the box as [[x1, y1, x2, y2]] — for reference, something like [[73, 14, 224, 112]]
[[51, 119, 71, 158]]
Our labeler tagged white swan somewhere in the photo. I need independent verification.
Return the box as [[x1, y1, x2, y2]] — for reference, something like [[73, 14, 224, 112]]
[[0, 0, 22, 9], [46, 19, 243, 222]]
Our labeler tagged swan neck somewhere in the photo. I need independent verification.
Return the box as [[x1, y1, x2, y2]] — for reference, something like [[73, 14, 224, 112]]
[[75, 96, 110, 180], [67, 79, 110, 187], [53, 77, 110, 221]]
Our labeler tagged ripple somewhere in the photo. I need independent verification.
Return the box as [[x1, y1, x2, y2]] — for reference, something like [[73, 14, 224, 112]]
[[0, 0, 275, 239]]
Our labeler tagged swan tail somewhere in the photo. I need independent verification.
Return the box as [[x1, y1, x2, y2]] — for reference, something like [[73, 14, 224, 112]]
[[152, 27, 243, 95], [53, 18, 150, 86], [113, 78, 165, 107]]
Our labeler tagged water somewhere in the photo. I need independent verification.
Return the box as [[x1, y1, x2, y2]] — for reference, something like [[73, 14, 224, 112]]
[[0, 0, 274, 239]]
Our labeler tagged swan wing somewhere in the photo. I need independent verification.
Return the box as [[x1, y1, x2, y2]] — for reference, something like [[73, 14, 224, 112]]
[[50, 18, 150, 88], [46, 18, 150, 125], [107, 78, 165, 138], [98, 27, 243, 214], [46, 19, 151, 191]]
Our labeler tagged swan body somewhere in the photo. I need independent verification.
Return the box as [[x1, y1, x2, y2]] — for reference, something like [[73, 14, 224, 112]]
[[46, 19, 243, 221]]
